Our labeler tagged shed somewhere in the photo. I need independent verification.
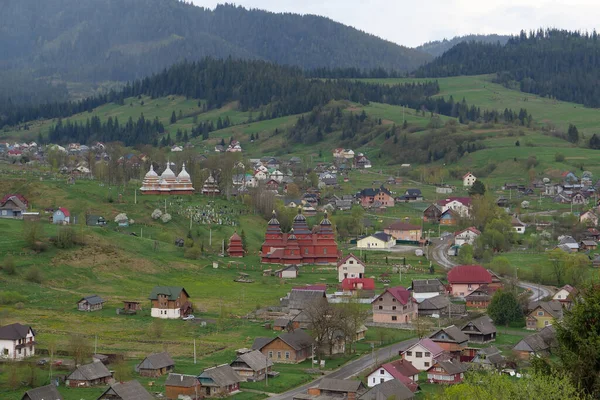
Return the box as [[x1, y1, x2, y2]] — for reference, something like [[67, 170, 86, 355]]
[[77, 295, 105, 312], [135, 352, 175, 377]]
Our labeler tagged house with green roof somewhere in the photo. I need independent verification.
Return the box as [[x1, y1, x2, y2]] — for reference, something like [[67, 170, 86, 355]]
[[149, 286, 192, 319]]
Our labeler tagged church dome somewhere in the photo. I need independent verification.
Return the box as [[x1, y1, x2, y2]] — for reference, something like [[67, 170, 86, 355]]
[[293, 207, 306, 222], [144, 164, 158, 178], [288, 228, 297, 240], [161, 162, 176, 179], [320, 212, 332, 225], [268, 210, 280, 225], [177, 163, 191, 181]]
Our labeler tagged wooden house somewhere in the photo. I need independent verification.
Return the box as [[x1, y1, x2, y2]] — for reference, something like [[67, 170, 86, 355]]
[[359, 379, 415, 400], [252, 329, 314, 364], [465, 285, 494, 309], [0, 194, 28, 219], [411, 279, 445, 303], [97, 380, 153, 400], [165, 373, 200, 400], [580, 240, 598, 251], [426, 360, 468, 384], [311, 378, 366, 398], [198, 364, 242, 397], [21, 385, 63, 400], [66, 362, 113, 387], [272, 317, 291, 331], [135, 352, 175, 377], [230, 349, 273, 382], [513, 325, 556, 360], [148, 286, 192, 319], [122, 301, 141, 313], [471, 346, 505, 370], [77, 295, 105, 312], [439, 209, 459, 226], [428, 325, 469, 352], [461, 316, 497, 343], [422, 204, 442, 222]]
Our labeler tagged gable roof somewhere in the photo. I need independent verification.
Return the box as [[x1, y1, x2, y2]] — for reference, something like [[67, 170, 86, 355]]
[[429, 325, 469, 344], [437, 197, 472, 207], [412, 279, 443, 293], [1, 194, 28, 207], [148, 286, 189, 301], [461, 316, 497, 335], [418, 294, 449, 311], [430, 359, 469, 374], [165, 373, 198, 388], [251, 337, 273, 351], [22, 384, 63, 400], [1, 195, 27, 210], [78, 295, 105, 305], [0, 323, 33, 340], [318, 378, 365, 393], [99, 380, 153, 400], [514, 333, 550, 353], [199, 364, 241, 387], [337, 253, 365, 268], [67, 362, 112, 381], [385, 221, 421, 231], [57, 207, 70, 217], [381, 359, 419, 380], [287, 289, 327, 310], [233, 350, 273, 371], [359, 379, 415, 400], [136, 352, 174, 370], [530, 301, 563, 319], [373, 286, 413, 305], [454, 227, 481, 236], [277, 329, 315, 350], [447, 265, 492, 284], [405, 338, 444, 356]]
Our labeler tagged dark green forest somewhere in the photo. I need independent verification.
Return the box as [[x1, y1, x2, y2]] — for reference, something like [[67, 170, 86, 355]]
[[415, 34, 509, 57], [0, 0, 431, 104], [416, 29, 600, 107]]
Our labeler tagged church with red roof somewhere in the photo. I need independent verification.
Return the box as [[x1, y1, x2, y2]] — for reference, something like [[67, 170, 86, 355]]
[[226, 231, 245, 257], [260, 209, 339, 265]]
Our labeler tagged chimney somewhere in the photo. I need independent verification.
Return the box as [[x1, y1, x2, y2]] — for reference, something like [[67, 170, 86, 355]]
[[181, 375, 184, 382]]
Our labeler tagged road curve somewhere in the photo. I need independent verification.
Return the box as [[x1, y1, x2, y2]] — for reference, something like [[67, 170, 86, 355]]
[[268, 338, 419, 400]]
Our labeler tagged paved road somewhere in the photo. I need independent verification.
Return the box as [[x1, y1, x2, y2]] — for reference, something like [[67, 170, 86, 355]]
[[430, 238, 552, 301], [268, 338, 419, 400]]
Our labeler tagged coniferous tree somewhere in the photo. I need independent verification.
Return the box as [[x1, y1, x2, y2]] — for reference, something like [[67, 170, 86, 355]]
[[170, 111, 177, 124]]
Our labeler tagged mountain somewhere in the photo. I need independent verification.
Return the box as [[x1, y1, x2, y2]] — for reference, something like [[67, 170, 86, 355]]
[[0, 0, 431, 99], [416, 34, 509, 57], [415, 29, 600, 107]]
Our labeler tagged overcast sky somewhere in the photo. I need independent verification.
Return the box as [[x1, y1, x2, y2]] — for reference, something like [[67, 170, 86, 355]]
[[191, 0, 599, 47]]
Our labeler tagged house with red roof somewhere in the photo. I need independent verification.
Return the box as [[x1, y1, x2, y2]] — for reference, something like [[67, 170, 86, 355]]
[[337, 253, 365, 282], [447, 265, 492, 298], [52, 207, 71, 225], [341, 278, 375, 294], [401, 339, 444, 371], [437, 197, 472, 218], [0, 194, 28, 219], [372, 286, 417, 324], [366, 359, 419, 390], [454, 227, 481, 247]]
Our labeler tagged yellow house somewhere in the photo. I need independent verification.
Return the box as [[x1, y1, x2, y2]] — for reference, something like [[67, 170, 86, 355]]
[[526, 301, 563, 330], [357, 232, 395, 249]]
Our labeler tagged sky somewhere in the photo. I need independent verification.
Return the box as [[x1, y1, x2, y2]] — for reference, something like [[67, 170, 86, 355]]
[[191, 0, 600, 47]]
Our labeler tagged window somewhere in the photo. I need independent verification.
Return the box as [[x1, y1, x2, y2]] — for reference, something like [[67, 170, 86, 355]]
[[380, 369, 385, 375], [285, 352, 290, 359], [537, 311, 544, 316], [378, 306, 383, 310], [268, 351, 273, 358], [406, 351, 412, 356], [349, 260, 354, 264], [277, 352, 281, 359], [305, 248, 309, 254], [323, 248, 327, 254], [424, 362, 430, 367], [416, 352, 423, 358], [544, 321, 550, 326], [392, 316, 397, 321], [380, 378, 385, 383], [379, 298, 383, 301], [372, 378, 375, 383], [392, 298, 396, 302], [425, 352, 430, 357], [343, 267, 348, 270], [392, 306, 396, 310]]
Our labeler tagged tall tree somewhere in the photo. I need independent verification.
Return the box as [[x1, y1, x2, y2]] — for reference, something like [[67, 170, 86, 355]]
[[487, 290, 523, 327]]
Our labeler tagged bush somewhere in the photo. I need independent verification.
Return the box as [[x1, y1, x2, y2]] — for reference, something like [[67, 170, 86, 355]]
[[55, 226, 75, 249], [161, 213, 172, 223], [184, 247, 201, 260], [25, 267, 43, 284], [555, 153, 565, 162], [151, 209, 162, 220], [2, 256, 16, 275], [0, 291, 27, 304]]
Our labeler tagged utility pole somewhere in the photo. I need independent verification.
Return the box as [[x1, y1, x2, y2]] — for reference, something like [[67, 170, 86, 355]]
[[209, 228, 212, 246], [265, 356, 269, 387], [164, 198, 167, 214], [194, 339, 197, 364], [134, 189, 137, 204], [94, 334, 97, 355]]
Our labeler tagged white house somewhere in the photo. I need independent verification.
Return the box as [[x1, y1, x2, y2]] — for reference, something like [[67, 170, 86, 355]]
[[270, 170, 284, 183], [463, 172, 477, 187], [553, 285, 576, 305], [401, 339, 444, 371], [580, 210, 598, 226], [276, 265, 299, 279], [357, 232, 395, 250], [511, 216, 526, 234], [0, 323, 36, 360], [437, 197, 472, 218], [454, 227, 481, 247], [366, 359, 419, 388], [337, 253, 365, 282], [254, 170, 268, 181]]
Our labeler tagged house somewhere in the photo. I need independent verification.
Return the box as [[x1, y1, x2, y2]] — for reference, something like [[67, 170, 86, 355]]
[[423, 204, 443, 222], [463, 172, 477, 187], [97, 380, 153, 400], [411, 279, 445, 303], [580, 210, 598, 226], [513, 325, 557, 359], [437, 197, 472, 217], [580, 240, 598, 251], [355, 155, 372, 169], [572, 192, 588, 205], [276, 265, 299, 279], [428, 325, 469, 352], [439, 209, 459, 226], [558, 235, 579, 252], [471, 346, 505, 370], [366, 359, 419, 389], [21, 385, 64, 400], [511, 216, 526, 234], [86, 215, 107, 226], [0, 195, 28, 219], [273, 317, 291, 332], [465, 285, 494, 309], [337, 253, 365, 282], [418, 295, 450, 317], [359, 379, 415, 400], [453, 227, 481, 247], [461, 316, 497, 343], [447, 265, 492, 297], [384, 221, 422, 241], [66, 362, 113, 387], [526, 301, 563, 330], [252, 329, 314, 364], [230, 349, 273, 382], [198, 364, 242, 397], [77, 295, 105, 312], [0, 323, 36, 359], [401, 339, 444, 371], [136, 352, 175, 377], [553, 285, 577, 307], [398, 189, 423, 202], [149, 286, 192, 319], [357, 232, 396, 249], [358, 186, 394, 208], [282, 287, 327, 316], [312, 378, 367, 398], [341, 278, 376, 294], [165, 373, 200, 400], [426, 359, 468, 384], [52, 207, 70, 224], [372, 287, 418, 324]]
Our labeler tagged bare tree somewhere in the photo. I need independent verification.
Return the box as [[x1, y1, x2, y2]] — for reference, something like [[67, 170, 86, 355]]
[[337, 298, 369, 354], [303, 300, 340, 365], [69, 334, 92, 365]]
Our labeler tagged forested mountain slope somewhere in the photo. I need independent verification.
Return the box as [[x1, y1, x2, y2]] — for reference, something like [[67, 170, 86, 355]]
[[415, 29, 600, 107], [416, 34, 509, 57]]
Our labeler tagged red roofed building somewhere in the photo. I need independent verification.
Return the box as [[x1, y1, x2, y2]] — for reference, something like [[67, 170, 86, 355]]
[[341, 278, 375, 293], [437, 197, 472, 217], [366, 359, 420, 390], [0, 194, 28, 208], [261, 209, 339, 265], [227, 231, 245, 257], [372, 286, 417, 324], [447, 265, 492, 298]]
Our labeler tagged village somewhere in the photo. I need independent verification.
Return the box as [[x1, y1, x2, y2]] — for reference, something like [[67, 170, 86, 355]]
[[0, 140, 597, 400]]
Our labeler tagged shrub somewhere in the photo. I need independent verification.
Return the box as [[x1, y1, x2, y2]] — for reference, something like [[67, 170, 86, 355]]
[[25, 267, 43, 284], [151, 209, 162, 220], [2, 256, 16, 275], [55, 226, 75, 249], [161, 213, 172, 223], [0, 291, 27, 305], [184, 247, 201, 260], [555, 153, 565, 162]]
